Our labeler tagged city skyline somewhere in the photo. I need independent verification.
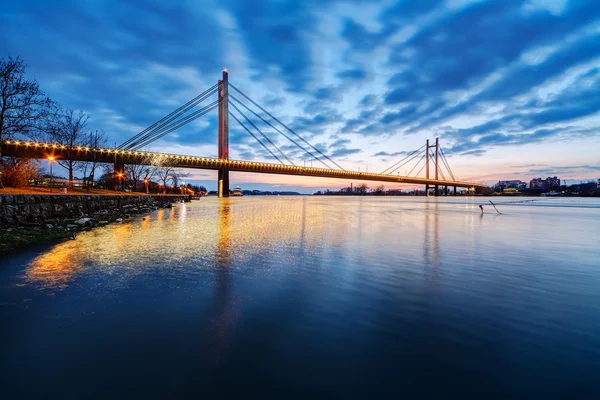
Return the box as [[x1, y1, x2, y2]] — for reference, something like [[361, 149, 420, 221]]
[[2, 0, 599, 192]]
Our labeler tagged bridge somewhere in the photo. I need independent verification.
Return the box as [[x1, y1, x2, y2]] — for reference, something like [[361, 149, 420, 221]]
[[1, 70, 486, 196]]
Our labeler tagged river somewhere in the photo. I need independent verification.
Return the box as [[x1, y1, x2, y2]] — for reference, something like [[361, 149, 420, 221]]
[[1, 196, 599, 397]]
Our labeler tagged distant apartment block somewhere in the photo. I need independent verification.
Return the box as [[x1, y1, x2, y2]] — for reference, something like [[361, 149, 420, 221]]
[[530, 176, 560, 190]]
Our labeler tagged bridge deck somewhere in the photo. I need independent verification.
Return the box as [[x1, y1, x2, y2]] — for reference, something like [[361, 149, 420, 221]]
[[1, 140, 485, 188]]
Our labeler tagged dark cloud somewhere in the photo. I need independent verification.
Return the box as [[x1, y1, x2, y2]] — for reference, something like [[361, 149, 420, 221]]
[[330, 147, 361, 158], [360, 94, 377, 107], [336, 68, 367, 81], [373, 151, 408, 157]]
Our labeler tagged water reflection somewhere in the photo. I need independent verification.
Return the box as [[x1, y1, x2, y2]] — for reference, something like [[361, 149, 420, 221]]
[[424, 201, 440, 271], [209, 200, 237, 361], [22, 248, 83, 290]]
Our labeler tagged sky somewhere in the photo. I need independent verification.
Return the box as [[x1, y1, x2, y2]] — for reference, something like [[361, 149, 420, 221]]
[[1, 0, 599, 192]]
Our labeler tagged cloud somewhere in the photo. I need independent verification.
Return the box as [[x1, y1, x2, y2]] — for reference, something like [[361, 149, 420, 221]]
[[336, 68, 367, 81], [373, 151, 408, 157]]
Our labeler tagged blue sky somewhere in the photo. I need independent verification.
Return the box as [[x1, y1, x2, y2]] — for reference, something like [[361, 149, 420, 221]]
[[2, 0, 599, 192]]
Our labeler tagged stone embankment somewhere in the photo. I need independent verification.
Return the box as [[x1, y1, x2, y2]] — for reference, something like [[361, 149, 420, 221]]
[[0, 194, 191, 252]]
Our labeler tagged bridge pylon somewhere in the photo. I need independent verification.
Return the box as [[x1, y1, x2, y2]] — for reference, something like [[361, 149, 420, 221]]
[[217, 69, 230, 198]]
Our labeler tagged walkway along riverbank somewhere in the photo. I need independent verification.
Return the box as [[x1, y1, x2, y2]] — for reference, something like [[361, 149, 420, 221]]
[[0, 194, 191, 252]]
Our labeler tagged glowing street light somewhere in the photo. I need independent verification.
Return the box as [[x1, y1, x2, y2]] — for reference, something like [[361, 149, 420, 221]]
[[144, 179, 149, 194], [115, 172, 124, 191], [48, 156, 55, 193]]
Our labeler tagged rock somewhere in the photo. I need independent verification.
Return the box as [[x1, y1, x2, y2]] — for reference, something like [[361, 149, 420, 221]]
[[115, 218, 123, 223], [66, 224, 78, 230], [99, 221, 109, 225], [74, 217, 91, 226], [45, 224, 54, 229]]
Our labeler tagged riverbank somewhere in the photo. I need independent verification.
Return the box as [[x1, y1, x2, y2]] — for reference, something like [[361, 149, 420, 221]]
[[0, 193, 190, 252]]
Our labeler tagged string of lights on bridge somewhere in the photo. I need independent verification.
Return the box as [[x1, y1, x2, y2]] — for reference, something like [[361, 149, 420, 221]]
[[0, 138, 482, 188]]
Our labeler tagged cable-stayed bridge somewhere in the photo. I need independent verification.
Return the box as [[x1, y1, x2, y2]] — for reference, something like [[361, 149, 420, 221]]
[[1, 70, 486, 196]]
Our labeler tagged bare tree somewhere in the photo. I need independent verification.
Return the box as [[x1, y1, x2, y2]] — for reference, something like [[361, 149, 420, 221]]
[[77, 129, 108, 190], [124, 153, 160, 192], [124, 163, 146, 192], [152, 155, 181, 194], [1, 57, 53, 188], [0, 57, 53, 145], [46, 108, 89, 190]]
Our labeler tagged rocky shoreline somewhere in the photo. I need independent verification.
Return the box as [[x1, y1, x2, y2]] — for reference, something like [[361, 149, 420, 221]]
[[0, 194, 190, 252]]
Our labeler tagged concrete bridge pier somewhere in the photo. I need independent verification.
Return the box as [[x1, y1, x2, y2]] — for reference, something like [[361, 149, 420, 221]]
[[218, 169, 229, 198], [453, 186, 457, 196], [444, 186, 448, 196], [425, 184, 429, 197]]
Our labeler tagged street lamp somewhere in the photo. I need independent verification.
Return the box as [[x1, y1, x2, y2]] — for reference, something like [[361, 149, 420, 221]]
[[48, 156, 55, 193], [144, 179, 148, 194]]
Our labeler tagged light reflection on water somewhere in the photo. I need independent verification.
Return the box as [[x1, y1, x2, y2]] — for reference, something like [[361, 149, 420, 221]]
[[2, 196, 600, 397]]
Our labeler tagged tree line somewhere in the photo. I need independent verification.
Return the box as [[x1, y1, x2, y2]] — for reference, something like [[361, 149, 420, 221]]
[[0, 57, 196, 193]]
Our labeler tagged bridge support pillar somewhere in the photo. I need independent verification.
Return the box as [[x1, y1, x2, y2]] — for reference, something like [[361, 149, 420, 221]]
[[453, 186, 457, 196], [217, 68, 230, 198], [425, 184, 429, 197], [218, 169, 229, 198], [434, 185, 439, 197], [444, 186, 448, 196]]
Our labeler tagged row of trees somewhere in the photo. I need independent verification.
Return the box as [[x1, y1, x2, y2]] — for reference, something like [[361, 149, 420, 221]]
[[314, 185, 408, 196], [1, 56, 195, 192]]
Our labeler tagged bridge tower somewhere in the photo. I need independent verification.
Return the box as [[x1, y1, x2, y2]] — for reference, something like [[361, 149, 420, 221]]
[[217, 69, 230, 198], [425, 139, 429, 196], [424, 138, 441, 196], [434, 136, 439, 196]]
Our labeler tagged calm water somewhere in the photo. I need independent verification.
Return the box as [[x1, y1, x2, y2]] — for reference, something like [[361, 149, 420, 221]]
[[1, 196, 599, 398]]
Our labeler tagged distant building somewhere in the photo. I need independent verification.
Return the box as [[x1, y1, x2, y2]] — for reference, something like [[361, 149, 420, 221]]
[[530, 176, 560, 190], [597, 179, 600, 189], [496, 180, 526, 191]]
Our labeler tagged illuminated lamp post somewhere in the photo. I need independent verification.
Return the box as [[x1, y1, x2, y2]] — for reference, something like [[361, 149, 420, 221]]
[[48, 156, 55, 193], [144, 179, 149, 194], [115, 172, 123, 191]]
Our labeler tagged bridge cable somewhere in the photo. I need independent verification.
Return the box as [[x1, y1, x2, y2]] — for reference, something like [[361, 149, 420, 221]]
[[381, 144, 426, 174], [438, 145, 456, 181], [429, 151, 447, 181], [128, 100, 220, 150], [406, 154, 426, 177], [228, 110, 284, 164], [130, 101, 220, 150], [387, 147, 427, 176], [229, 95, 333, 169], [120, 85, 217, 149], [128, 98, 219, 150], [229, 83, 345, 170], [124, 89, 218, 150], [229, 102, 294, 165], [414, 159, 427, 178], [119, 84, 218, 149]]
